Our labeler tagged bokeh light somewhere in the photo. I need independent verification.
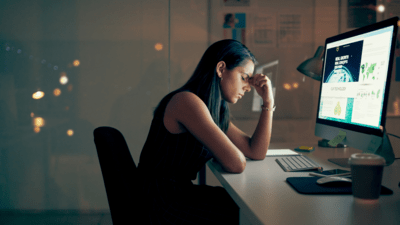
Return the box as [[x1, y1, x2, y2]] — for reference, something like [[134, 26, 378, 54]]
[[293, 82, 299, 89], [283, 83, 292, 90], [154, 43, 163, 51], [73, 60, 80, 67], [67, 129, 74, 136], [377, 5, 385, 13], [33, 117, 45, 127], [32, 91, 45, 99], [60, 75, 68, 85], [53, 88, 61, 96], [394, 98, 400, 116], [30, 112, 34, 118], [34, 127, 41, 133]]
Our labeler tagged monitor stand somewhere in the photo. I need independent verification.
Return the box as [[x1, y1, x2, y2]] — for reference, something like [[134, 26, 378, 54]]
[[320, 138, 349, 168], [328, 158, 350, 168], [327, 131, 395, 168]]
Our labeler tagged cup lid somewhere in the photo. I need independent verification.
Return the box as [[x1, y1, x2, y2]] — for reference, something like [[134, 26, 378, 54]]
[[348, 153, 385, 166]]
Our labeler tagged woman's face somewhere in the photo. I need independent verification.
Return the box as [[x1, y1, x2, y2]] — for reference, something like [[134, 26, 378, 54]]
[[217, 59, 254, 104]]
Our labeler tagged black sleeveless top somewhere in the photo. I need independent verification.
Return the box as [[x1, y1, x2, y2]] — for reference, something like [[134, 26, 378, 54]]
[[136, 91, 239, 225], [137, 91, 213, 181]]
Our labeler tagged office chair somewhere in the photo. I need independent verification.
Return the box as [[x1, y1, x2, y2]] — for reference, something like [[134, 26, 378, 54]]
[[93, 126, 138, 224]]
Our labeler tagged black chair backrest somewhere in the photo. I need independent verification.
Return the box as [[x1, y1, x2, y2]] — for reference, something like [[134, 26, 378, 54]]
[[93, 126, 137, 224]]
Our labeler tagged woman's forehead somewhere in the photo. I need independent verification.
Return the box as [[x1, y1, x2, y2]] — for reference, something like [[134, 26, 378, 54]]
[[239, 60, 254, 76]]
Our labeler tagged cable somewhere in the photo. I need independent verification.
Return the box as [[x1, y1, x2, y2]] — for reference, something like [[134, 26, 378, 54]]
[[387, 133, 400, 139]]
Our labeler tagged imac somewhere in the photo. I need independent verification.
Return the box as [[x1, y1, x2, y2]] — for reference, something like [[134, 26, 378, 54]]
[[315, 17, 398, 166]]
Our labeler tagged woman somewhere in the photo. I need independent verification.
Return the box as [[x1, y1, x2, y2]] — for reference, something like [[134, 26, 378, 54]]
[[137, 39, 274, 224]]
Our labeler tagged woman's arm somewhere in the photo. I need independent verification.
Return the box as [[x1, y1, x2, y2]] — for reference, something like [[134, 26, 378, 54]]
[[166, 91, 247, 173], [226, 73, 274, 160], [226, 108, 273, 160]]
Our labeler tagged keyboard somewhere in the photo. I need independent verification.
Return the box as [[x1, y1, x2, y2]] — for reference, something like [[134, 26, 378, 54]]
[[275, 155, 323, 172]]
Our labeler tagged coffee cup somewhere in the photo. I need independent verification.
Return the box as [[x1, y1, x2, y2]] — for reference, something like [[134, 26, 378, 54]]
[[348, 153, 385, 201]]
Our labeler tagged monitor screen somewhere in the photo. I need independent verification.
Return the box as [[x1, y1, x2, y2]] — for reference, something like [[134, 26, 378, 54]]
[[315, 17, 398, 151]]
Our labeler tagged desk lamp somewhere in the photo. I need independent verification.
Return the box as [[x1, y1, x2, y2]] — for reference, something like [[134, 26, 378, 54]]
[[296, 46, 324, 81], [296, 46, 346, 148]]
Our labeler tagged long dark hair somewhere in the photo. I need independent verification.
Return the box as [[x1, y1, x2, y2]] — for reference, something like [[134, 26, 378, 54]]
[[155, 39, 257, 132]]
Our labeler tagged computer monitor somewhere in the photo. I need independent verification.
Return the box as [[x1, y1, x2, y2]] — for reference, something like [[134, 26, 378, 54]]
[[315, 17, 398, 165]]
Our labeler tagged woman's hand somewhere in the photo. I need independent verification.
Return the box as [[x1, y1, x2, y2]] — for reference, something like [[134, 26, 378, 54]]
[[249, 74, 274, 106]]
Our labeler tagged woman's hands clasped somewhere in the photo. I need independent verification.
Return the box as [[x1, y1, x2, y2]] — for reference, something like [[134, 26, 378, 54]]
[[249, 74, 274, 106]]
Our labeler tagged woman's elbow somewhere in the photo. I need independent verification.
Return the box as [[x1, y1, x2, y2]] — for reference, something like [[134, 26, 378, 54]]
[[251, 156, 265, 161], [226, 161, 246, 173], [247, 152, 266, 161]]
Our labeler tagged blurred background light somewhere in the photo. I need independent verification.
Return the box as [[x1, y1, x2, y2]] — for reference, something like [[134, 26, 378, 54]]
[[32, 91, 45, 99], [377, 5, 385, 13], [293, 82, 299, 89], [33, 117, 45, 127], [34, 127, 41, 133], [53, 88, 61, 96], [60, 75, 68, 85], [155, 43, 163, 51], [283, 83, 292, 90], [73, 59, 80, 67], [394, 97, 400, 116], [67, 129, 74, 136]]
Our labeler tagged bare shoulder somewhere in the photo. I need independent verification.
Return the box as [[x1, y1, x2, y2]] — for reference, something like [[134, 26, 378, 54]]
[[170, 91, 203, 104], [164, 91, 210, 133], [168, 91, 208, 112]]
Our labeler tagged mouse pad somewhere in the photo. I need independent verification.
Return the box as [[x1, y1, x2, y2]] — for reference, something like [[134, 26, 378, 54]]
[[286, 177, 393, 195]]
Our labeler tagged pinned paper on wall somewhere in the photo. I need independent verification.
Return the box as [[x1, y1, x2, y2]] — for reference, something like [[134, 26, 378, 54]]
[[223, 13, 246, 45], [328, 130, 347, 147], [278, 14, 302, 47], [252, 14, 276, 47]]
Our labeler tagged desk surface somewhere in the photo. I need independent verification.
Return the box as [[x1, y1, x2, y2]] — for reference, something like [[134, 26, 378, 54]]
[[207, 143, 400, 225]]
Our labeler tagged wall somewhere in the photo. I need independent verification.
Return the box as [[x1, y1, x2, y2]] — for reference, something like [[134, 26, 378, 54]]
[[0, 0, 208, 211]]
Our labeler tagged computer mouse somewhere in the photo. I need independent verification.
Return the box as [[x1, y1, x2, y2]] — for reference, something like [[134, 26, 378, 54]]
[[316, 176, 352, 186]]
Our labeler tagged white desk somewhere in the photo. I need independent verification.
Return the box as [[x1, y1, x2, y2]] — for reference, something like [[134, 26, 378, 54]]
[[207, 143, 400, 225]]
